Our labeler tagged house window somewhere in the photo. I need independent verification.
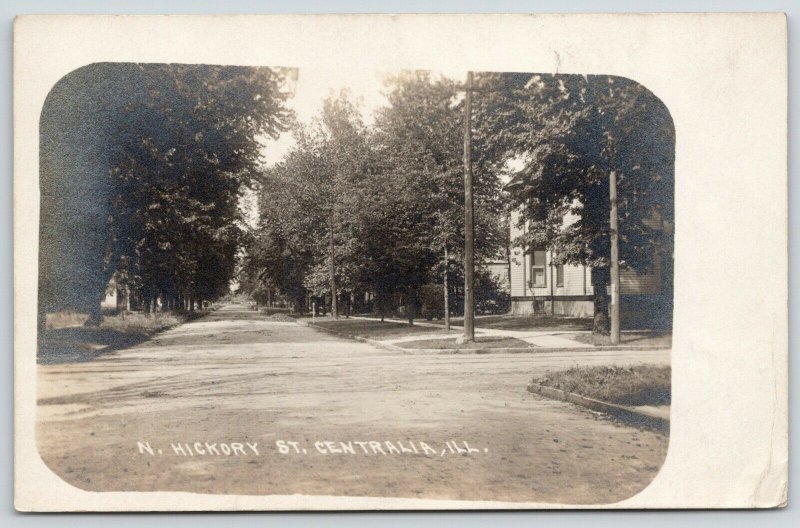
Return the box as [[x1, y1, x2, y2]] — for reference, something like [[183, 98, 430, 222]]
[[556, 264, 564, 287], [530, 250, 547, 287]]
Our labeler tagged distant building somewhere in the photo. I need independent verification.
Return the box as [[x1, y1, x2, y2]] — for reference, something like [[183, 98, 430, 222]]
[[101, 274, 134, 312], [101, 277, 118, 310], [483, 258, 510, 292]]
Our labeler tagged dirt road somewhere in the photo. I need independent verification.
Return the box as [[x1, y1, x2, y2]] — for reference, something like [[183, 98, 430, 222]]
[[36, 304, 670, 505]]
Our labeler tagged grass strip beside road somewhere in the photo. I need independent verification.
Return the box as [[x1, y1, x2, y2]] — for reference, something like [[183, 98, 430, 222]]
[[401, 336, 533, 350], [424, 314, 592, 332], [531, 365, 671, 407], [309, 318, 536, 351], [310, 319, 455, 339], [571, 331, 672, 348]]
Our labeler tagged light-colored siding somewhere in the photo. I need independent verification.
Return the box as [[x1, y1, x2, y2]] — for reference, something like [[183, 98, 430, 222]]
[[510, 210, 591, 298], [509, 208, 662, 298], [620, 259, 662, 295], [528, 256, 590, 298], [509, 210, 527, 297], [484, 261, 510, 292], [557, 263, 589, 296]]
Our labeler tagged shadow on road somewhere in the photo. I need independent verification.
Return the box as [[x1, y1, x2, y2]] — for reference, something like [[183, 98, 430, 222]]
[[37, 327, 153, 365]]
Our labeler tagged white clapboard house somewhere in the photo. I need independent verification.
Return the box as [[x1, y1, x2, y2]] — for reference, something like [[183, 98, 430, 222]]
[[507, 201, 673, 328]]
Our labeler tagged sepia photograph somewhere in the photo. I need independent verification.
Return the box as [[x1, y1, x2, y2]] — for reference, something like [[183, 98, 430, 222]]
[[34, 62, 673, 504], [13, 13, 787, 512]]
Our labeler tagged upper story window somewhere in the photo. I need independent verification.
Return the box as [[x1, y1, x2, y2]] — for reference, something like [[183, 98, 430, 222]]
[[530, 250, 547, 287]]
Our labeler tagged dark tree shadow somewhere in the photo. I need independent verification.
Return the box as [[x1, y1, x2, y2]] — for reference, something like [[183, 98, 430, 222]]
[[37, 327, 151, 365]]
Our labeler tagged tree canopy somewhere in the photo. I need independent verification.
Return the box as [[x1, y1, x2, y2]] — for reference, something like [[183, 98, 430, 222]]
[[40, 66, 672, 334], [39, 63, 293, 323], [241, 74, 509, 321], [474, 73, 674, 331]]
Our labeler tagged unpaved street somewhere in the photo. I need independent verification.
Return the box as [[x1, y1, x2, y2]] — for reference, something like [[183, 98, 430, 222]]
[[37, 305, 670, 504]]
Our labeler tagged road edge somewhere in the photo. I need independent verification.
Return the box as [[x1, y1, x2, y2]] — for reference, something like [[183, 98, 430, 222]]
[[527, 382, 670, 433]]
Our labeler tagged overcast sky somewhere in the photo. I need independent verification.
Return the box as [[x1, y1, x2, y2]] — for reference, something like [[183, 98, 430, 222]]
[[258, 67, 390, 168], [246, 67, 513, 229], [258, 67, 473, 169]]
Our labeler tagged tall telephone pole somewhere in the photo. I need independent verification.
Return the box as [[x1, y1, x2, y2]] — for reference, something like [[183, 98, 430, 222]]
[[462, 71, 475, 343], [609, 169, 621, 344], [443, 242, 450, 331], [329, 210, 338, 319]]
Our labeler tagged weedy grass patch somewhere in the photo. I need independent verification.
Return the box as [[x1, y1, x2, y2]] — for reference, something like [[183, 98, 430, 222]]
[[532, 365, 671, 406], [101, 312, 185, 335], [572, 331, 672, 348], [39, 310, 208, 364]]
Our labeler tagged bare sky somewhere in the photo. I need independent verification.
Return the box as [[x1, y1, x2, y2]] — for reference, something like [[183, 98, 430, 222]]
[[258, 67, 390, 168], [258, 67, 472, 169], [247, 67, 514, 229]]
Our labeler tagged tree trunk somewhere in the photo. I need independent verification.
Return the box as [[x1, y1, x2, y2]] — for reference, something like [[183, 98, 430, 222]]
[[407, 288, 417, 326], [116, 286, 125, 312], [85, 302, 102, 327], [592, 267, 611, 335]]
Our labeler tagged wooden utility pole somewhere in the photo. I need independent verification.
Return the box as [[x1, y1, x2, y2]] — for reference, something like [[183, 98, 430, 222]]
[[329, 211, 338, 319], [550, 261, 555, 315], [462, 71, 475, 342], [443, 243, 450, 330], [609, 169, 621, 344]]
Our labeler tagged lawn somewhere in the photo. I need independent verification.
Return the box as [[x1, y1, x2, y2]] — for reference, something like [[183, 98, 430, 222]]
[[531, 365, 671, 406], [311, 319, 456, 339], [401, 336, 532, 350], [570, 331, 672, 348], [259, 307, 294, 316], [426, 314, 592, 332]]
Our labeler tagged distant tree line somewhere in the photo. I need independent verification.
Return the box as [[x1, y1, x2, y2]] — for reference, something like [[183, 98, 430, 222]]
[[239, 72, 509, 323], [39, 66, 673, 336], [240, 72, 674, 333]]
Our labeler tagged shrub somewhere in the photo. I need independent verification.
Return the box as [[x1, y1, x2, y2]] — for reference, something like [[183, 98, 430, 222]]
[[419, 284, 444, 320]]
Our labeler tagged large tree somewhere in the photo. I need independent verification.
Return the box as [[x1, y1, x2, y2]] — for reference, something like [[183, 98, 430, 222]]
[[39, 63, 292, 325], [373, 71, 506, 322], [243, 74, 513, 325], [474, 73, 674, 333], [245, 92, 377, 316]]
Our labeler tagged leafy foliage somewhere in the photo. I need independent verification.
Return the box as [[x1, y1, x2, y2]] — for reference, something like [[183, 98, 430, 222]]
[[242, 74, 508, 322], [474, 73, 674, 332], [39, 63, 293, 322]]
